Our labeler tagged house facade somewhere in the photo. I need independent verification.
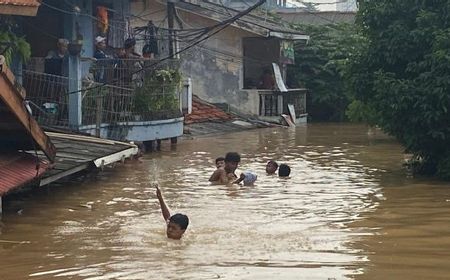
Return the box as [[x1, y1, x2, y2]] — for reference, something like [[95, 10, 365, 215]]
[[130, 0, 309, 123], [19, 0, 184, 144], [0, 0, 55, 212]]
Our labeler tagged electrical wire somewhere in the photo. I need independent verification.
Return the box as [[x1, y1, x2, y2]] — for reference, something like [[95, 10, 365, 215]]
[[62, 0, 268, 95]]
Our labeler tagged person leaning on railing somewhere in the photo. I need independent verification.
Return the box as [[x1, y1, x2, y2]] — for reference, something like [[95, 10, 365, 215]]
[[45, 38, 69, 77], [115, 38, 143, 86]]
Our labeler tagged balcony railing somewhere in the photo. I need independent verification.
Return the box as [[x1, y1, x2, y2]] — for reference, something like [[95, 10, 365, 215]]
[[21, 58, 183, 139], [259, 89, 307, 117]]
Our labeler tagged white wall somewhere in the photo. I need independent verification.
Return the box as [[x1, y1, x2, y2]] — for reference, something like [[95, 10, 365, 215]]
[[336, 0, 357, 11]]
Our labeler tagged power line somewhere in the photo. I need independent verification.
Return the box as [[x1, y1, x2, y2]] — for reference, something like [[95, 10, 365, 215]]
[[63, 0, 268, 95]]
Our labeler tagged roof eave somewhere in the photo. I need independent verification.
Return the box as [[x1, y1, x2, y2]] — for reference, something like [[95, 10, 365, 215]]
[[0, 4, 39, 16], [269, 31, 310, 41]]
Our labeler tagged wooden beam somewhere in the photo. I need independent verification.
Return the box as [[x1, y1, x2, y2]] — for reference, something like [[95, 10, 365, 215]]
[[0, 62, 56, 162], [39, 163, 90, 187]]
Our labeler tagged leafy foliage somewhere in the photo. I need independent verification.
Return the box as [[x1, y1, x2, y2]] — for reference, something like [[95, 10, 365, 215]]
[[134, 68, 182, 114], [0, 17, 31, 65], [347, 0, 450, 179], [289, 23, 367, 121]]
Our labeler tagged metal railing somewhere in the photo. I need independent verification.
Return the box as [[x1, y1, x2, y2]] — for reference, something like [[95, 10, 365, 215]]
[[259, 89, 307, 117], [21, 58, 183, 140]]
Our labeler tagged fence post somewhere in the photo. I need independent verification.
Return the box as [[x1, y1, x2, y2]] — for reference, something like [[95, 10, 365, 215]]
[[95, 93, 103, 137], [68, 55, 82, 129], [277, 94, 283, 115], [182, 78, 192, 114]]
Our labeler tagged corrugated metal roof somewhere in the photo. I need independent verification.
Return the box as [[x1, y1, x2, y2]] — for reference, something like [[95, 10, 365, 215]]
[[0, 153, 49, 196], [0, 0, 40, 7]]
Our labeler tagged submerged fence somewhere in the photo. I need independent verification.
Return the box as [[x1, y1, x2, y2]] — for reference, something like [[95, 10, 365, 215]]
[[21, 58, 183, 140]]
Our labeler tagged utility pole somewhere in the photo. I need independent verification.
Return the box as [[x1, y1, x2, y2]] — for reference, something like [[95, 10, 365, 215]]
[[167, 0, 176, 57]]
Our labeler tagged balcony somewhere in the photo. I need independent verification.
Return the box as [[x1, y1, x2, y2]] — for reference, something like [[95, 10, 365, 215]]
[[21, 58, 186, 143], [235, 88, 307, 124]]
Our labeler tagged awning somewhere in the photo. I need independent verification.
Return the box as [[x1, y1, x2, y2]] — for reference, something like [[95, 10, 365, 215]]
[[0, 0, 41, 16]]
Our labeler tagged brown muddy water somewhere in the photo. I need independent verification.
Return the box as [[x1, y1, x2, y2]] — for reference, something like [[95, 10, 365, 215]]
[[1, 123, 450, 280]]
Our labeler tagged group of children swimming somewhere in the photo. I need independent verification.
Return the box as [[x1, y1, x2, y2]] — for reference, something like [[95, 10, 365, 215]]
[[155, 152, 291, 240]]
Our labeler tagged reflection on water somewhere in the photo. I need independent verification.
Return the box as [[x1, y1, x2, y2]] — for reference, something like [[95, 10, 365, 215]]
[[1, 124, 449, 279]]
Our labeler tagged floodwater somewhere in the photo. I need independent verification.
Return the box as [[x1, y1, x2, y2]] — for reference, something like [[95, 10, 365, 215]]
[[1, 123, 450, 280]]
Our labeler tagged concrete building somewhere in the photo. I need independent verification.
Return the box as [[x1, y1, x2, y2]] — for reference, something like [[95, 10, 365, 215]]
[[130, 0, 309, 123], [277, 8, 356, 25], [336, 0, 357, 12]]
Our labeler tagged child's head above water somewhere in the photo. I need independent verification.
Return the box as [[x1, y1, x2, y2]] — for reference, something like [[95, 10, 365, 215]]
[[278, 164, 291, 177], [266, 160, 278, 174], [224, 152, 241, 173], [215, 157, 225, 169], [167, 213, 189, 240]]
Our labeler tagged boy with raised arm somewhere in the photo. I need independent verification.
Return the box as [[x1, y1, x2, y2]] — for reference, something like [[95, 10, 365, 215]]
[[155, 185, 189, 239]]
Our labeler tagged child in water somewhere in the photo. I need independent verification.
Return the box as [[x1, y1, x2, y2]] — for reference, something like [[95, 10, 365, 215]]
[[266, 160, 279, 175], [155, 185, 189, 239], [209, 157, 225, 182], [215, 157, 225, 169], [209, 152, 241, 184], [278, 164, 291, 177]]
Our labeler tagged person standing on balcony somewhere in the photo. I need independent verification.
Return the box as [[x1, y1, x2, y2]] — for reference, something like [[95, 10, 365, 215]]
[[93, 36, 111, 83], [258, 68, 276, 90], [124, 38, 141, 59], [142, 20, 158, 59], [118, 38, 142, 86], [45, 38, 69, 76], [94, 36, 110, 60]]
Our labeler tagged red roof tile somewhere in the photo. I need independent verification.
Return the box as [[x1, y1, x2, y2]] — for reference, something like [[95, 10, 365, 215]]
[[0, 153, 50, 196], [184, 96, 233, 124], [0, 0, 40, 7], [0, 0, 40, 16]]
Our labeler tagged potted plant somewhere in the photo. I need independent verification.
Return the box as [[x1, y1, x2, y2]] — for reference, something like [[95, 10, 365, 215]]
[[133, 68, 182, 120]]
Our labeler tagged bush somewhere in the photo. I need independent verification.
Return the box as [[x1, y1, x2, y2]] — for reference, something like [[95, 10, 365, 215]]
[[290, 23, 366, 121], [346, 0, 450, 179], [133, 68, 182, 114], [0, 18, 31, 65]]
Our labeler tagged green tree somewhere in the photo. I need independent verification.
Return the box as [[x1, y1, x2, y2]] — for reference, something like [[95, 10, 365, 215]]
[[290, 23, 366, 121], [347, 0, 450, 178]]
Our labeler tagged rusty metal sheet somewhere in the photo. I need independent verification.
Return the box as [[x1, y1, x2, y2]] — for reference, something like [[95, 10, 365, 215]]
[[0, 153, 49, 196]]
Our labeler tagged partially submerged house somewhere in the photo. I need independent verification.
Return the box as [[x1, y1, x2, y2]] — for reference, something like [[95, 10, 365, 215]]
[[130, 0, 310, 123], [20, 0, 185, 145], [0, 0, 52, 211], [0, 57, 139, 212], [0, 58, 56, 211], [0, 1, 139, 213]]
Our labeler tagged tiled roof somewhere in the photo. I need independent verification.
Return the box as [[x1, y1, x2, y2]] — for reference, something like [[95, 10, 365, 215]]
[[184, 96, 234, 124], [0, 0, 40, 7], [0, 0, 40, 16]]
